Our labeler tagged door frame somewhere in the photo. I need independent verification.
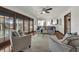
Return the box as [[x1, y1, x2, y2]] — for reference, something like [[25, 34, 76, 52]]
[[64, 13, 71, 35]]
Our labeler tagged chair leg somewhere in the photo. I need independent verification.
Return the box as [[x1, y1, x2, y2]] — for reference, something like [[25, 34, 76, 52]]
[[74, 47, 77, 52], [29, 45, 31, 48], [18, 51, 24, 52]]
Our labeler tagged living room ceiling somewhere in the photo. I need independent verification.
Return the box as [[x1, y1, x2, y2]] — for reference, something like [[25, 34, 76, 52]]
[[4, 6, 70, 20]]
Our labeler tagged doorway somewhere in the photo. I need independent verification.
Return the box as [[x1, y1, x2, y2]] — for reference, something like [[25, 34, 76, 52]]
[[64, 13, 71, 35]]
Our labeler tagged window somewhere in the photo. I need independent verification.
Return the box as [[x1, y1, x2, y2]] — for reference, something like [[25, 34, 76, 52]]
[[46, 21, 51, 26], [0, 15, 14, 43], [4, 16, 14, 41], [16, 18, 23, 31], [0, 15, 5, 43], [53, 19, 58, 25], [38, 20, 45, 26], [24, 20, 28, 33], [30, 20, 33, 32]]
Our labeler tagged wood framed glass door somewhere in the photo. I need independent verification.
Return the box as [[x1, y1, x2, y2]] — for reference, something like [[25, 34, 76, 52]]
[[24, 20, 29, 33], [4, 16, 14, 41], [64, 13, 71, 35]]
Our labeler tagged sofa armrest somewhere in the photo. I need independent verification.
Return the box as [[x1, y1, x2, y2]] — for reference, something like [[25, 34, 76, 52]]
[[48, 35, 72, 52]]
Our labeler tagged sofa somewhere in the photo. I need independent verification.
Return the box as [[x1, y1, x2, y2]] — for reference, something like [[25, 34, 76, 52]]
[[48, 35, 73, 52]]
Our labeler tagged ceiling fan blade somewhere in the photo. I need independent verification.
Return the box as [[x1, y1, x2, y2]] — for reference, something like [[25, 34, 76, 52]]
[[46, 8, 52, 10], [41, 8, 52, 14]]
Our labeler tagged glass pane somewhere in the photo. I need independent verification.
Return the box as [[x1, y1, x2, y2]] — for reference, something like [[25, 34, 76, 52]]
[[16, 19, 23, 31], [5, 16, 10, 37], [5, 16, 14, 41], [38, 20, 45, 26], [24, 20, 28, 33], [47, 21, 51, 26], [0, 15, 5, 43], [53, 19, 57, 25], [30, 21, 32, 32]]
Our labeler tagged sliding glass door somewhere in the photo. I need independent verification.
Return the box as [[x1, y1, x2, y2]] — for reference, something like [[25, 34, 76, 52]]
[[0, 15, 5, 43], [16, 18, 23, 32], [24, 20, 28, 33], [4, 16, 14, 41], [30, 20, 33, 32], [0, 15, 14, 43]]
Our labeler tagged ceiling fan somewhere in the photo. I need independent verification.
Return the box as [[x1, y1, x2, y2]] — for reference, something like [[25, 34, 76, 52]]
[[41, 8, 52, 14]]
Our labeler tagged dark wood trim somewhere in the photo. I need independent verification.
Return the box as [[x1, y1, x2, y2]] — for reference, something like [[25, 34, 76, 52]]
[[32, 19, 34, 32], [13, 14, 16, 30], [23, 19, 25, 31], [0, 40, 10, 50], [64, 13, 71, 35], [64, 15, 67, 35], [28, 19, 30, 33]]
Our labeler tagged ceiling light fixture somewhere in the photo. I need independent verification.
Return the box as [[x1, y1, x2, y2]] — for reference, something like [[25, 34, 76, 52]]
[[41, 11, 45, 14]]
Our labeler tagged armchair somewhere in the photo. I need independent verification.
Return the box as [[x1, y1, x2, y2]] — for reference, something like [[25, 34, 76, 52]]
[[10, 30, 31, 52]]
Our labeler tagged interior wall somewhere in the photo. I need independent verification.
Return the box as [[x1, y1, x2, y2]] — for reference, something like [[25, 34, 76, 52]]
[[58, 7, 79, 35], [71, 7, 79, 35]]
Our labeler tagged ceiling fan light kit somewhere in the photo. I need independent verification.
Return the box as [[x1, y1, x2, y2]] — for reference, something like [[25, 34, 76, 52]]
[[41, 11, 45, 14]]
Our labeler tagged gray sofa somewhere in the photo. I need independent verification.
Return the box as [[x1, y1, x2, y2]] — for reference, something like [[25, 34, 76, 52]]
[[48, 35, 72, 52]]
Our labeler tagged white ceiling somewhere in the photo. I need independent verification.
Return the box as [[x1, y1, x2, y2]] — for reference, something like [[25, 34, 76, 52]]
[[6, 6, 70, 20]]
